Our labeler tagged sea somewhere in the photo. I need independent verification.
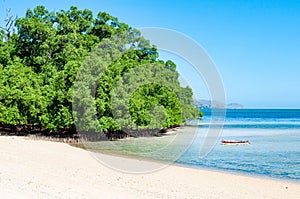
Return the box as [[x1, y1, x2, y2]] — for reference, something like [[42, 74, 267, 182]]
[[86, 109, 300, 182], [177, 109, 300, 182]]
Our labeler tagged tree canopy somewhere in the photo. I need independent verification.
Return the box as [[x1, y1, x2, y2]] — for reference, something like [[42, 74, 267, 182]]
[[0, 6, 200, 138]]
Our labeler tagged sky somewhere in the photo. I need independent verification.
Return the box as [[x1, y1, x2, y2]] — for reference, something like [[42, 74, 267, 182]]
[[1, 0, 300, 108]]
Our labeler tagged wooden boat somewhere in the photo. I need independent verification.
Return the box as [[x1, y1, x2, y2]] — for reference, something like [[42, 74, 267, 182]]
[[221, 139, 250, 145]]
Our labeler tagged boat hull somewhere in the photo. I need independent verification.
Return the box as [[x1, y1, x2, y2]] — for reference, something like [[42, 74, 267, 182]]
[[221, 140, 250, 145]]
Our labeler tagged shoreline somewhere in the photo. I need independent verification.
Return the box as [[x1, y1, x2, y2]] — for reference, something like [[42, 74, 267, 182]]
[[72, 141, 300, 184], [69, 126, 300, 184], [12, 125, 300, 183], [174, 161, 300, 185], [1, 136, 299, 198]]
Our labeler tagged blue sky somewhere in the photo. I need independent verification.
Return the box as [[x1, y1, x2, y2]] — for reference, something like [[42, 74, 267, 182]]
[[1, 0, 300, 108]]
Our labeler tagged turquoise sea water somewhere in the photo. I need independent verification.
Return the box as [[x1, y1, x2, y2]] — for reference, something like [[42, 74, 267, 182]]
[[86, 109, 300, 181], [177, 109, 300, 182]]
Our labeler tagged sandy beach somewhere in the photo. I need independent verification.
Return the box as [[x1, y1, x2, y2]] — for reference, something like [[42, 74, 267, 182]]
[[0, 136, 299, 199]]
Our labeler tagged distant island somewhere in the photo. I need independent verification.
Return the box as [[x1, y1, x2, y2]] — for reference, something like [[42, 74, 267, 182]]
[[193, 99, 244, 109], [226, 103, 244, 109]]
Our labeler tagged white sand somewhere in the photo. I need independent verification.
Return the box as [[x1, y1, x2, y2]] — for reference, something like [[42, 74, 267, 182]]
[[0, 136, 299, 199]]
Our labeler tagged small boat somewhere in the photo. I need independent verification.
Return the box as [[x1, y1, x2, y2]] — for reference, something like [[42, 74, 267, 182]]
[[221, 139, 250, 145]]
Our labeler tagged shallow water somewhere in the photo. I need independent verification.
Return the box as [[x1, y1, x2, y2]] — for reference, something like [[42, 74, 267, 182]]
[[85, 109, 300, 181], [178, 128, 300, 181], [180, 109, 300, 181]]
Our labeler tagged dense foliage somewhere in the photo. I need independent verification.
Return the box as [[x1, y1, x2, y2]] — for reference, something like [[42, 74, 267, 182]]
[[0, 6, 199, 137]]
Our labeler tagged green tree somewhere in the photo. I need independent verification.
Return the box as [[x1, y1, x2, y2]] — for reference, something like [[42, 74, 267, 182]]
[[0, 58, 44, 127], [0, 6, 199, 137]]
